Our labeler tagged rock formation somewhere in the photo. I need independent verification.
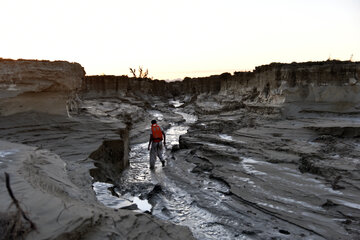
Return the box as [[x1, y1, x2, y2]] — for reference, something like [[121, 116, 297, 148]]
[[0, 58, 85, 115], [90, 133, 130, 182], [223, 60, 360, 104], [82, 60, 360, 104]]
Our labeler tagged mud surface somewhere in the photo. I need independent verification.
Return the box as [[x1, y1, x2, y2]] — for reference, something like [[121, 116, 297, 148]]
[[2, 59, 359, 239], [86, 95, 360, 240], [1, 95, 359, 239], [0, 107, 195, 240]]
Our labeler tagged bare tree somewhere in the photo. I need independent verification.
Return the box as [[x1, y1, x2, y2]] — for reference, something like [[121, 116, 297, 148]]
[[143, 69, 149, 78], [129, 66, 149, 78], [129, 68, 137, 78], [139, 67, 143, 78]]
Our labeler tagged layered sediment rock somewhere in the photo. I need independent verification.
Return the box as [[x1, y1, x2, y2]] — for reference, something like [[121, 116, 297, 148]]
[[81, 74, 224, 99], [223, 61, 360, 104], [82, 60, 360, 105], [82, 75, 173, 98], [0, 58, 85, 115], [90, 132, 130, 182]]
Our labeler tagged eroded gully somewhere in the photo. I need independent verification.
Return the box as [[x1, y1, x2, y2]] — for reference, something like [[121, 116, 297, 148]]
[[92, 107, 245, 240], [91, 100, 359, 240]]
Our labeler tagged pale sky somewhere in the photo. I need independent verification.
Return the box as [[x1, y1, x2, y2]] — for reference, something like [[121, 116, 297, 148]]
[[1, 0, 359, 80]]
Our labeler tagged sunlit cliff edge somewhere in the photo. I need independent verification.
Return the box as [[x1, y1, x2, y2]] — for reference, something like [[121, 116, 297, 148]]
[[83, 60, 360, 103]]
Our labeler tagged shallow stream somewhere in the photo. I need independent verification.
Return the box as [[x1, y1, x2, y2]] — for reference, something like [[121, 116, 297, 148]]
[[92, 108, 242, 239], [91, 99, 360, 239]]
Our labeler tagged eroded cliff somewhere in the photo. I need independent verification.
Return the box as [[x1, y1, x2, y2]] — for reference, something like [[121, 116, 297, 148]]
[[223, 61, 360, 104], [0, 58, 85, 115], [82, 60, 360, 106]]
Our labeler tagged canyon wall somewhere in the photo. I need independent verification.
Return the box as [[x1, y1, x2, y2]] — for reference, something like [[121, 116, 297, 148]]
[[82, 74, 223, 99], [0, 58, 85, 115], [222, 61, 360, 104], [82, 75, 174, 98], [2, 58, 357, 115], [82, 60, 360, 106]]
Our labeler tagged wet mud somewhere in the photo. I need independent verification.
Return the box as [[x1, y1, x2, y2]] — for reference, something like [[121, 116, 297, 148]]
[[84, 95, 360, 240], [3, 59, 359, 239], [1, 94, 359, 239]]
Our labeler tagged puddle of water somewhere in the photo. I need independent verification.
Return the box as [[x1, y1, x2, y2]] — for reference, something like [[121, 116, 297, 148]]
[[219, 134, 233, 141], [93, 181, 153, 212], [241, 157, 267, 176], [0, 149, 19, 158], [175, 111, 198, 123], [148, 110, 164, 121], [166, 111, 197, 146], [133, 196, 152, 212], [169, 100, 184, 108], [167, 125, 189, 146], [92, 182, 134, 209]]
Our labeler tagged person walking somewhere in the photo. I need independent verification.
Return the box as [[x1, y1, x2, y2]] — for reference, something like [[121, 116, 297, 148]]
[[148, 120, 166, 169]]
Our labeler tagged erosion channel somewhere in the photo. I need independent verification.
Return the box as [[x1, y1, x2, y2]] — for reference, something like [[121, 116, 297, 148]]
[[87, 93, 360, 240], [1, 59, 360, 240], [91, 101, 238, 240]]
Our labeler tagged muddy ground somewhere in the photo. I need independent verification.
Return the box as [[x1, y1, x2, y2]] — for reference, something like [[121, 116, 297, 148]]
[[1, 93, 360, 240], [80, 94, 360, 239]]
